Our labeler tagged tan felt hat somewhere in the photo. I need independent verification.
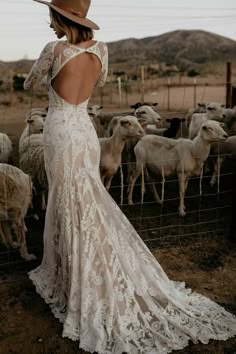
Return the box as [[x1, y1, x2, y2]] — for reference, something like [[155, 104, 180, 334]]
[[34, 0, 99, 30]]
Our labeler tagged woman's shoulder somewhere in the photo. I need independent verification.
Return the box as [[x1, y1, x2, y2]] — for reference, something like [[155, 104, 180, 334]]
[[96, 41, 108, 55], [39, 41, 61, 56]]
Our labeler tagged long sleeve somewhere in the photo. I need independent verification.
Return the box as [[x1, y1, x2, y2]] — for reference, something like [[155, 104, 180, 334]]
[[24, 41, 56, 91], [96, 42, 108, 88]]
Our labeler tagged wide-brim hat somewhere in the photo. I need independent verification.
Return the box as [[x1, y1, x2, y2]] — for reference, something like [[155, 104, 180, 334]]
[[33, 0, 99, 30]]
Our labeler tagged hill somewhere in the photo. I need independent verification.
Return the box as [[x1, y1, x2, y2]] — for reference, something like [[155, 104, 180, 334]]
[[107, 30, 236, 70], [0, 30, 236, 79]]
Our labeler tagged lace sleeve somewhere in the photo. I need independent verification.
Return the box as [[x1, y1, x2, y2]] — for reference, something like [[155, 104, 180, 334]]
[[24, 42, 56, 91], [96, 42, 108, 88]]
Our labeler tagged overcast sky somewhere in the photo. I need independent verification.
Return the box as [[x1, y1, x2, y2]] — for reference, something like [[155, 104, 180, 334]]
[[1, 0, 236, 61]]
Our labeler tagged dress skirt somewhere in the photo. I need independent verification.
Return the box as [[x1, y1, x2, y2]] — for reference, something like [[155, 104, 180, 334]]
[[29, 100, 236, 354]]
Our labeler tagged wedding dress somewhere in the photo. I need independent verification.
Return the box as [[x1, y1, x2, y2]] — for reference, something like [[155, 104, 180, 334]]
[[24, 40, 236, 354]]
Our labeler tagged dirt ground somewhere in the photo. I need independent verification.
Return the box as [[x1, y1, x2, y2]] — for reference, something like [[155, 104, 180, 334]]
[[1, 235, 236, 354], [0, 92, 236, 353]]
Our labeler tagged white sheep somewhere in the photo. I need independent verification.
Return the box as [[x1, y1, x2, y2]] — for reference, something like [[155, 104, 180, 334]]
[[0, 163, 36, 261], [87, 105, 106, 137], [210, 135, 236, 186], [125, 105, 162, 183], [186, 102, 207, 128], [188, 102, 225, 140], [0, 133, 13, 163], [19, 115, 44, 155], [19, 134, 47, 211], [128, 120, 228, 216], [99, 116, 144, 191]]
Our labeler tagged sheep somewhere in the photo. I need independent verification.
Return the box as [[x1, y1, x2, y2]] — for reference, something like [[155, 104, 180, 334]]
[[0, 163, 36, 261], [128, 120, 228, 216], [186, 102, 207, 128], [221, 106, 236, 135], [87, 105, 107, 137], [99, 116, 144, 191], [125, 105, 162, 183], [188, 102, 225, 140], [0, 133, 13, 163], [210, 135, 236, 186], [105, 105, 162, 184], [19, 134, 48, 211], [19, 115, 44, 155]]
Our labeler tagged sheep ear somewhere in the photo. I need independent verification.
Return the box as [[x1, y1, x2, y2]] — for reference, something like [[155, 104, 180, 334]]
[[152, 102, 158, 106], [219, 122, 225, 127], [130, 102, 141, 109]]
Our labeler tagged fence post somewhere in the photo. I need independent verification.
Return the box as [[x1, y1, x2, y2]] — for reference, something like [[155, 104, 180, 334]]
[[140, 65, 145, 104], [167, 77, 171, 111], [100, 87, 104, 106], [231, 86, 236, 107], [230, 161, 236, 242], [117, 77, 122, 108], [226, 62, 232, 108], [193, 78, 197, 108]]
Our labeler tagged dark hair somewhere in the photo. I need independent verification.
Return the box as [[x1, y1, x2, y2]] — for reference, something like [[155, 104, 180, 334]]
[[50, 8, 94, 44]]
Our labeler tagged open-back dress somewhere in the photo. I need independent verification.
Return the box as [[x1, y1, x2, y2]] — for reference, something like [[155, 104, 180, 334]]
[[24, 40, 236, 354]]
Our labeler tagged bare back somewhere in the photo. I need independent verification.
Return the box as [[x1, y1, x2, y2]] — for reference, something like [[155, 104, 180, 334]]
[[52, 40, 102, 105]]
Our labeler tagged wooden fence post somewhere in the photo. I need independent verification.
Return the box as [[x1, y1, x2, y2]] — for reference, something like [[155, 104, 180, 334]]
[[140, 65, 145, 104], [167, 77, 171, 111], [226, 62, 232, 108], [100, 87, 104, 106], [229, 161, 236, 242], [117, 77, 122, 108], [193, 78, 197, 108]]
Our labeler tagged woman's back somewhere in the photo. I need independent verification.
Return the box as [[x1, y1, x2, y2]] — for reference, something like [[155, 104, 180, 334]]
[[52, 40, 103, 105]]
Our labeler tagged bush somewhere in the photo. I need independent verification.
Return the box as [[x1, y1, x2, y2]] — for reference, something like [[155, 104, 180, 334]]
[[13, 75, 25, 91], [187, 69, 200, 77]]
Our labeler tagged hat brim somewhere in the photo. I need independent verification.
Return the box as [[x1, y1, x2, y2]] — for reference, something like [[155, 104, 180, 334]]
[[33, 0, 99, 30]]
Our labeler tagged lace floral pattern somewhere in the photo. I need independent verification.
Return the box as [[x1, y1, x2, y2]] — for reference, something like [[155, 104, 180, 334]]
[[24, 40, 236, 353]]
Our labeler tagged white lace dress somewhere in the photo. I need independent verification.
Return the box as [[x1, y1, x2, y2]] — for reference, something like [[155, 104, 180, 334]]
[[24, 40, 236, 354]]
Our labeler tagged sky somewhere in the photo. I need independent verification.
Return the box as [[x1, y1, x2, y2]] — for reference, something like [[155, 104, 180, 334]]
[[1, 0, 236, 61]]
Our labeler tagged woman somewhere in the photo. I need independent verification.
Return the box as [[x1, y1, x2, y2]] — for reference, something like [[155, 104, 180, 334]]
[[24, 1, 236, 353]]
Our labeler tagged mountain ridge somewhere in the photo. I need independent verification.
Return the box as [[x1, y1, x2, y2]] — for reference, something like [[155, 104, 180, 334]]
[[1, 30, 236, 78]]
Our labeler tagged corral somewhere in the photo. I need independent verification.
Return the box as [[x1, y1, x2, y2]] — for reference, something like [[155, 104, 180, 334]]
[[0, 79, 236, 353]]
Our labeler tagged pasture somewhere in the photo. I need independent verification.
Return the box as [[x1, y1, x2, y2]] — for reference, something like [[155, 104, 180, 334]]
[[0, 84, 236, 353]]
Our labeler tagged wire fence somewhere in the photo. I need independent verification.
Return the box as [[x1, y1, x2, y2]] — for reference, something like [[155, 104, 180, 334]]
[[0, 79, 236, 268]]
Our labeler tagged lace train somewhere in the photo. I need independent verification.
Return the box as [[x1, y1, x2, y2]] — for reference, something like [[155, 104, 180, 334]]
[[25, 39, 236, 354]]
